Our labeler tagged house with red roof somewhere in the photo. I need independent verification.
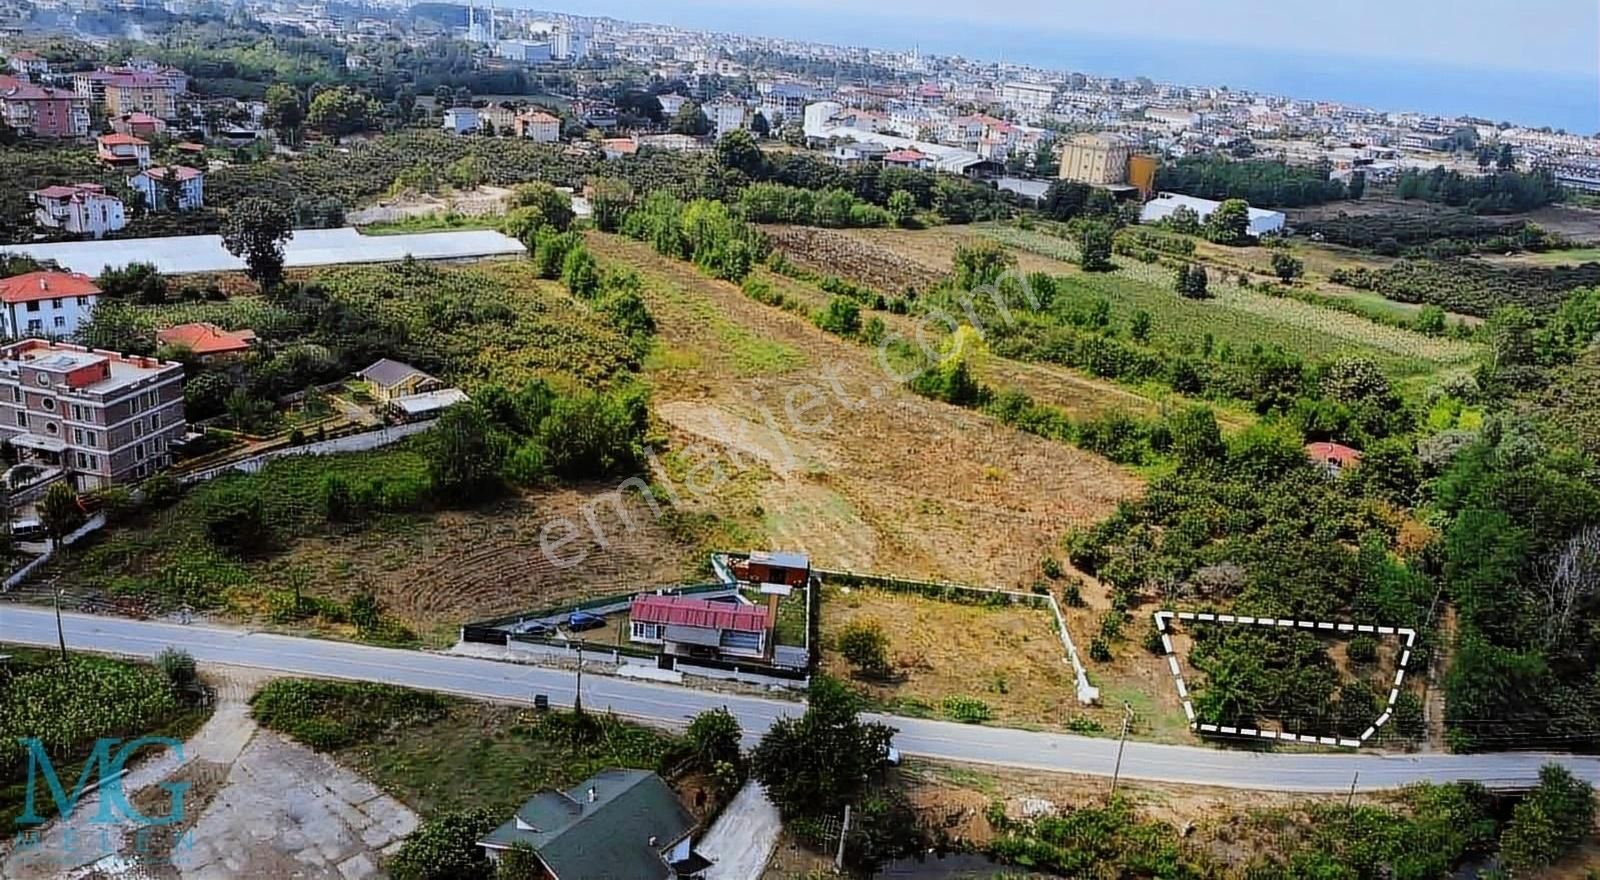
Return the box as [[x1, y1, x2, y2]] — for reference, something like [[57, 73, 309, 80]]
[[0, 75, 91, 138], [0, 271, 101, 339], [128, 165, 204, 211], [97, 133, 151, 168], [156, 322, 257, 363], [629, 594, 771, 660], [31, 183, 127, 238], [1306, 441, 1363, 475], [882, 148, 933, 170], [515, 109, 561, 143], [111, 111, 167, 139]]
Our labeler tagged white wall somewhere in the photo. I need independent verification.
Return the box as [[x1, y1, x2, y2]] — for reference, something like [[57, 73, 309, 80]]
[[3, 294, 98, 338]]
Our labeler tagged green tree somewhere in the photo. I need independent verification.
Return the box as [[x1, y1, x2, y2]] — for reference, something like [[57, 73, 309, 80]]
[[1497, 142, 1516, 172], [264, 83, 304, 143], [586, 177, 634, 233], [837, 618, 892, 678], [562, 246, 601, 298], [716, 129, 763, 176], [813, 297, 861, 337], [671, 100, 711, 136], [1130, 309, 1152, 343], [95, 262, 167, 305], [39, 482, 83, 548], [952, 240, 1015, 289], [506, 182, 574, 231], [1169, 405, 1225, 470], [221, 198, 294, 289], [751, 677, 896, 818], [687, 707, 744, 772], [198, 483, 275, 557], [1204, 199, 1251, 245], [307, 86, 380, 140], [1271, 250, 1304, 284], [1078, 221, 1115, 271], [887, 190, 916, 227], [428, 402, 508, 503], [389, 809, 499, 880], [1500, 764, 1595, 874]]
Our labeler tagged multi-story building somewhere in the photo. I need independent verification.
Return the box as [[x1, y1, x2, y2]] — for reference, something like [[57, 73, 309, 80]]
[[514, 109, 560, 142], [1059, 132, 1134, 185], [0, 339, 186, 490], [0, 76, 92, 138], [30, 183, 127, 239], [97, 133, 152, 168], [128, 166, 204, 211], [0, 271, 101, 339], [1000, 81, 1055, 117], [104, 72, 180, 120], [8, 50, 48, 79], [703, 97, 747, 138]]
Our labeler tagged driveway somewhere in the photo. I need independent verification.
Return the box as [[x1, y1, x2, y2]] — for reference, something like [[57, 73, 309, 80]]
[[698, 780, 784, 880]]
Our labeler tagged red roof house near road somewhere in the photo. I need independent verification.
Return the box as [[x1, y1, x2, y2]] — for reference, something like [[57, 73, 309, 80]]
[[629, 594, 772, 660], [0, 271, 100, 304]]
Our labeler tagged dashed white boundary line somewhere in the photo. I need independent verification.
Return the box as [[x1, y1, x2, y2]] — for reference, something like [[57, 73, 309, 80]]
[[1154, 610, 1417, 750]]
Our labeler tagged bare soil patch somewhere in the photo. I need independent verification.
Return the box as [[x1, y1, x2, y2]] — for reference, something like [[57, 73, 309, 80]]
[[760, 224, 949, 292]]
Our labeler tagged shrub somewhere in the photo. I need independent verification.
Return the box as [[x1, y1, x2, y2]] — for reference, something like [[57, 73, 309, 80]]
[[155, 647, 199, 698], [1040, 556, 1063, 580], [250, 678, 449, 751], [941, 695, 993, 723], [1142, 622, 1166, 655], [1098, 611, 1124, 641], [1347, 634, 1378, 664], [389, 809, 499, 880], [687, 707, 744, 773], [1089, 637, 1112, 662], [813, 297, 862, 337], [1063, 580, 1086, 608], [837, 618, 892, 679]]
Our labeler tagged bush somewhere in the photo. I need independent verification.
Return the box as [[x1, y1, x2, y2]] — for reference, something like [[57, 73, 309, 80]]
[[687, 707, 744, 774], [250, 678, 449, 751], [1142, 622, 1166, 655], [155, 647, 199, 698], [1089, 637, 1112, 662], [813, 297, 862, 337], [389, 809, 499, 880], [1347, 634, 1378, 664], [941, 695, 993, 723], [837, 618, 892, 679], [1040, 556, 1063, 580]]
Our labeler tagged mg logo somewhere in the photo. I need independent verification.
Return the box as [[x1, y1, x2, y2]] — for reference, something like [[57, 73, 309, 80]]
[[14, 736, 190, 828]]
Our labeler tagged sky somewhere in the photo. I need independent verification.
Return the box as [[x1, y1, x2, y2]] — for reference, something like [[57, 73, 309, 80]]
[[559, 0, 1596, 78]]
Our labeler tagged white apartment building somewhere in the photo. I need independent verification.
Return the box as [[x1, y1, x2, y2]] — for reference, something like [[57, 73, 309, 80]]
[[0, 271, 101, 339], [31, 183, 127, 239]]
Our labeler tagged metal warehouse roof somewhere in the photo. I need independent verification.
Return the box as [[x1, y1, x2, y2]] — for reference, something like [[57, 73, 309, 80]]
[[0, 227, 526, 277], [631, 595, 770, 634]]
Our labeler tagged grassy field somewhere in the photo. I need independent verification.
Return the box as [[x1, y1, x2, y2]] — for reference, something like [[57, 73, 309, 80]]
[[589, 232, 1142, 589]]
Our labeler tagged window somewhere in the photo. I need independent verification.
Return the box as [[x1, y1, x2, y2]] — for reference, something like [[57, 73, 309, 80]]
[[10, 387, 19, 404], [150, 412, 160, 430], [76, 296, 88, 306], [14, 411, 24, 427], [86, 431, 97, 447], [133, 420, 144, 438], [34, 372, 47, 386], [50, 298, 61, 309], [53, 316, 64, 329], [26, 320, 41, 334], [44, 421, 57, 436], [70, 403, 82, 421], [73, 428, 83, 445], [41, 398, 54, 412], [25, 301, 38, 313], [135, 443, 146, 461]]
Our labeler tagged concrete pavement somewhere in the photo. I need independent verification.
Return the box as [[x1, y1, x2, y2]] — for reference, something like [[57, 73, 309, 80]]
[[3, 606, 1596, 793]]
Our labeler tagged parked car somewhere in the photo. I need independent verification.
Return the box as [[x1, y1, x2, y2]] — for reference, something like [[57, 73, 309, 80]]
[[513, 620, 553, 637], [10, 519, 45, 541], [566, 611, 606, 631]]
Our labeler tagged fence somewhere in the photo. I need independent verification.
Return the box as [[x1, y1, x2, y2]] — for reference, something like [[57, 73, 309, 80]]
[[1, 513, 106, 593], [178, 420, 437, 485], [816, 567, 1100, 706]]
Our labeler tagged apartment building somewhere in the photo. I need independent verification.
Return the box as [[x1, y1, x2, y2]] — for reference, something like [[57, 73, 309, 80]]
[[0, 271, 101, 338], [1059, 132, 1134, 185], [1000, 81, 1055, 117], [0, 339, 186, 490], [0, 75, 92, 138], [30, 183, 128, 238], [128, 166, 204, 211]]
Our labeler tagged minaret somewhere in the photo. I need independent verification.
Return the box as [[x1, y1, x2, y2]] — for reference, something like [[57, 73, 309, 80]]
[[467, 0, 475, 41], [488, 0, 496, 43]]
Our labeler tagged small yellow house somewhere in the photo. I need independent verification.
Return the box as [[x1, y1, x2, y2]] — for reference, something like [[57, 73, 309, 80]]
[[359, 358, 442, 403]]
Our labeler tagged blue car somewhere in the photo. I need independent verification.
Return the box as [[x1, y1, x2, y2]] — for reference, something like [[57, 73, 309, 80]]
[[567, 611, 606, 632]]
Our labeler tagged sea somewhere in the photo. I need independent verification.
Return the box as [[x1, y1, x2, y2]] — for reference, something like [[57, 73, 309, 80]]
[[529, 2, 1600, 134]]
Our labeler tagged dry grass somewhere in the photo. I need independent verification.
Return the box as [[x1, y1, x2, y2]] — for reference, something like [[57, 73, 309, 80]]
[[589, 232, 1141, 588], [818, 585, 1079, 727]]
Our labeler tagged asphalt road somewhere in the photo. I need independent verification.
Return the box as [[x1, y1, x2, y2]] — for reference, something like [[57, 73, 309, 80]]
[[4, 606, 1597, 793]]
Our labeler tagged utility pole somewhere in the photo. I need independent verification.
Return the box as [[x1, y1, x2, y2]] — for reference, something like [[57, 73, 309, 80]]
[[1109, 701, 1134, 800], [53, 586, 67, 662], [1346, 771, 1359, 810], [573, 640, 584, 715], [833, 804, 851, 872]]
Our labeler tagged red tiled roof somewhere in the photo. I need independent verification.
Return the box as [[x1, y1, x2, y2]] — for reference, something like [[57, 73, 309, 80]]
[[124, 111, 162, 123], [883, 149, 928, 162], [0, 271, 101, 304], [11, 51, 42, 61], [137, 165, 202, 181], [630, 595, 769, 634], [97, 133, 148, 146], [1306, 442, 1363, 467], [519, 111, 560, 123], [156, 322, 256, 355]]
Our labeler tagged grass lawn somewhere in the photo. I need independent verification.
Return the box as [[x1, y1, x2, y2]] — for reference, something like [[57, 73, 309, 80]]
[[356, 212, 504, 235], [251, 678, 684, 817], [1491, 245, 1600, 267]]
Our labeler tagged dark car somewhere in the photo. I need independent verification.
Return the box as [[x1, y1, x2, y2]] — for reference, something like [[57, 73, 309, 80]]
[[566, 611, 606, 631], [514, 620, 554, 637]]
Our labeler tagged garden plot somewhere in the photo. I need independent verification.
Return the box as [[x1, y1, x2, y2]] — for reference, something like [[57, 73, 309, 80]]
[[1154, 610, 1418, 749]]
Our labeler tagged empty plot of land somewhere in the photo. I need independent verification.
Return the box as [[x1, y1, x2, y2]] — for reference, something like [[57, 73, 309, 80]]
[[590, 233, 1141, 588]]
